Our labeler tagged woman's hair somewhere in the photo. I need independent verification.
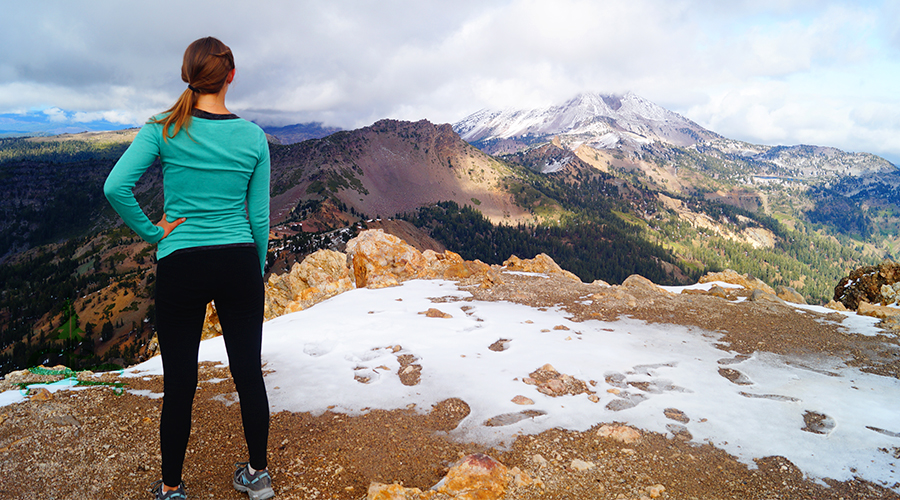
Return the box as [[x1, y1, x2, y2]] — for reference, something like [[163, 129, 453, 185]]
[[151, 37, 235, 141]]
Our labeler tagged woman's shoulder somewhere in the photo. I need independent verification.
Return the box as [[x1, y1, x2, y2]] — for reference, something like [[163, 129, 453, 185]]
[[145, 112, 171, 124], [231, 118, 268, 139]]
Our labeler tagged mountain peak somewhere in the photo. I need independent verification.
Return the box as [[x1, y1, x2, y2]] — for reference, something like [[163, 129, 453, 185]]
[[454, 91, 717, 155]]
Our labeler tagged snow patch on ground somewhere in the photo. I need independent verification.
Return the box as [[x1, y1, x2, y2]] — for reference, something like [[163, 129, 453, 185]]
[[4, 279, 898, 490]]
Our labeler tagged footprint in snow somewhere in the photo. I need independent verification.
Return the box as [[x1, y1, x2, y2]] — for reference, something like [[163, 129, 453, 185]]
[[718, 367, 754, 385], [738, 391, 801, 403], [801, 410, 836, 435]]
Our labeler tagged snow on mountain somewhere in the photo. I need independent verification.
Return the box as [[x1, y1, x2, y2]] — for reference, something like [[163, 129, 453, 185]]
[[454, 92, 718, 154]]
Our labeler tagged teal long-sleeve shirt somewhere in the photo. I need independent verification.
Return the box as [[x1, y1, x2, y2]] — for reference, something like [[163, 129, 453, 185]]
[[104, 112, 270, 272]]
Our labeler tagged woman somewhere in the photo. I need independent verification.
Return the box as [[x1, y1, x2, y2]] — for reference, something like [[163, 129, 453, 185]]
[[104, 37, 274, 500]]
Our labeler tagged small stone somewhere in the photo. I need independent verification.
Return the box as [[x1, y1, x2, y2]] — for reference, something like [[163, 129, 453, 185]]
[[511, 395, 534, 405], [597, 424, 642, 444], [546, 379, 566, 393], [421, 308, 452, 318], [510, 467, 532, 487], [588, 395, 600, 403], [647, 484, 666, 498], [570, 458, 595, 471], [532, 454, 548, 467]]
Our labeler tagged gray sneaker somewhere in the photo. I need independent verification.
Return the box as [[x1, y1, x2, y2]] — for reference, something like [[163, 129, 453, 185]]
[[149, 480, 187, 499], [233, 462, 275, 500]]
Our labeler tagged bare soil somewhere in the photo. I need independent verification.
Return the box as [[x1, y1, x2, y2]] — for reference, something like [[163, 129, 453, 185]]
[[1, 273, 899, 500]]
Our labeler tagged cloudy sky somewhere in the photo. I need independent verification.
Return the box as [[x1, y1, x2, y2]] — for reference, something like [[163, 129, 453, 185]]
[[2, 0, 899, 162]]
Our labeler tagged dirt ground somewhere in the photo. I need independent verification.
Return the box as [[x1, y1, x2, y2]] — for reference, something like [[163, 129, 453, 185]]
[[1, 273, 899, 500]]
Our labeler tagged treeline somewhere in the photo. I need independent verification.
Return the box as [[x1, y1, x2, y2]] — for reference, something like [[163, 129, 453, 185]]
[[0, 138, 162, 257], [404, 201, 687, 285], [806, 187, 873, 239], [0, 137, 130, 163], [0, 229, 154, 376]]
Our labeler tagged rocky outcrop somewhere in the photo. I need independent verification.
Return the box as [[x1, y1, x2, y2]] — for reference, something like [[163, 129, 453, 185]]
[[834, 261, 900, 310], [621, 274, 674, 296], [503, 254, 580, 282], [776, 286, 806, 305], [698, 269, 776, 295], [264, 249, 354, 319], [421, 249, 497, 285], [687, 269, 810, 305], [346, 230, 429, 289], [232, 230, 580, 330]]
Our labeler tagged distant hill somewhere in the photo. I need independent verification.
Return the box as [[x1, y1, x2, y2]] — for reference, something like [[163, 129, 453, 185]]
[[267, 118, 533, 225], [262, 122, 341, 144]]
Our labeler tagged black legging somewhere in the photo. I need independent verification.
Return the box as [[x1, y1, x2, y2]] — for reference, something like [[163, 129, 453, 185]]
[[155, 244, 269, 487]]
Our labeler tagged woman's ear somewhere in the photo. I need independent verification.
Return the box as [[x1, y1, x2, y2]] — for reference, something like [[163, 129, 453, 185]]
[[227, 68, 236, 84]]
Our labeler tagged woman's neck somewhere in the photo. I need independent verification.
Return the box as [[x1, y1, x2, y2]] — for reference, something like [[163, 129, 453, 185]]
[[194, 84, 231, 114], [194, 95, 230, 114]]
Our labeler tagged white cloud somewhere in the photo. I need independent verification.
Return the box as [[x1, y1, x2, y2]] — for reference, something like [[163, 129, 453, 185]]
[[1, 0, 899, 161], [42, 107, 67, 123]]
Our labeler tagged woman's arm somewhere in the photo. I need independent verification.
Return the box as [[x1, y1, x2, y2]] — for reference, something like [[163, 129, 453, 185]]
[[247, 131, 271, 273], [103, 125, 167, 244]]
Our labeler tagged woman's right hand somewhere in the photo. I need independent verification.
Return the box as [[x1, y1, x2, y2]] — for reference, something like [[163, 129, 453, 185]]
[[156, 213, 186, 240]]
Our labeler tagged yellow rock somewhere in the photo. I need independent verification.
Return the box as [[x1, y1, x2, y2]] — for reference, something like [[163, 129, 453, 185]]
[[857, 301, 900, 319], [824, 300, 848, 311], [30, 388, 53, 401], [366, 454, 527, 500], [346, 230, 427, 288]]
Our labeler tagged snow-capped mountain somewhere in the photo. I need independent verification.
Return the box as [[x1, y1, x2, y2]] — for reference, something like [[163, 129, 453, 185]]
[[453, 92, 719, 155]]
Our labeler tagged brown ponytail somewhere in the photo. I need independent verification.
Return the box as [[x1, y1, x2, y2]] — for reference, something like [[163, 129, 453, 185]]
[[151, 37, 235, 141]]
